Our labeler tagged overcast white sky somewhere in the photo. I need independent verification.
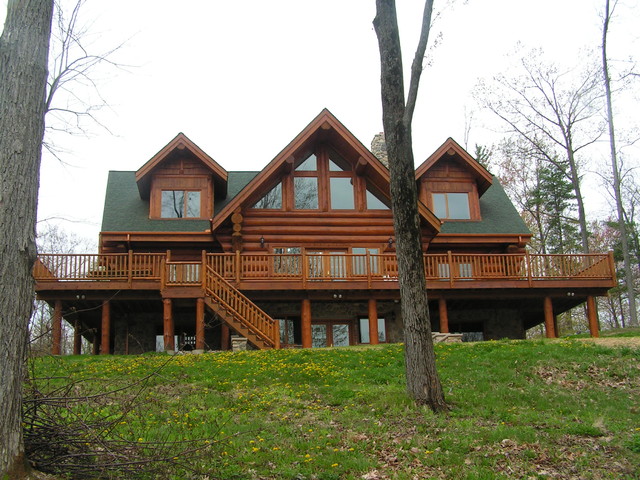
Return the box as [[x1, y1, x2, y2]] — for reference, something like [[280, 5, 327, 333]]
[[2, 0, 639, 243]]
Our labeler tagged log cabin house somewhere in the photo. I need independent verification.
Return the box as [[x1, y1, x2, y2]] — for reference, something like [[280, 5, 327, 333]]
[[35, 109, 616, 354]]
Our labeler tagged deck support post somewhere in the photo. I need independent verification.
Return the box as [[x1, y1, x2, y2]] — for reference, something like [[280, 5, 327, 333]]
[[163, 298, 175, 353], [438, 298, 449, 334], [92, 331, 99, 355], [51, 300, 62, 355], [301, 299, 312, 349], [195, 298, 205, 352], [368, 299, 379, 345], [220, 323, 230, 351], [543, 297, 557, 338], [101, 300, 111, 354], [73, 318, 82, 355], [587, 295, 600, 338]]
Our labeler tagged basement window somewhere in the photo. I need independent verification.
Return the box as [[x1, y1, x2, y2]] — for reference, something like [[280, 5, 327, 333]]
[[359, 318, 387, 343]]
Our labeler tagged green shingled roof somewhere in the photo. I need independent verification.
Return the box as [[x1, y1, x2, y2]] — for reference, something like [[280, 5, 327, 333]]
[[440, 177, 530, 235], [101, 170, 528, 237], [101, 171, 259, 232]]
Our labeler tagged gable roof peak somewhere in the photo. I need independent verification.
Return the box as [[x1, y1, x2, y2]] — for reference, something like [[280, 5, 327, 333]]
[[134, 132, 228, 199], [415, 137, 493, 195]]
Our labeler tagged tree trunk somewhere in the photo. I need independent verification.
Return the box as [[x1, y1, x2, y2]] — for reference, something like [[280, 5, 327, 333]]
[[374, 0, 447, 412], [0, 0, 54, 477], [565, 144, 590, 253], [602, 0, 637, 327]]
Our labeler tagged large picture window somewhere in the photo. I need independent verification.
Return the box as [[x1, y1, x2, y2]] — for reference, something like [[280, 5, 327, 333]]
[[330, 177, 355, 209], [294, 177, 319, 209], [161, 190, 201, 218]]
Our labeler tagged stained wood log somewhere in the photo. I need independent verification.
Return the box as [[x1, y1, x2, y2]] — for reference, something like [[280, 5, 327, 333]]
[[101, 301, 111, 354], [301, 299, 312, 348], [368, 298, 379, 345], [587, 295, 599, 338], [163, 298, 174, 351], [438, 298, 449, 334], [196, 298, 205, 350], [543, 297, 556, 338], [51, 300, 62, 355]]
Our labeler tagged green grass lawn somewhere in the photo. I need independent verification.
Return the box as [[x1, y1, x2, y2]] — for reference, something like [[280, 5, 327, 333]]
[[30, 339, 640, 479]]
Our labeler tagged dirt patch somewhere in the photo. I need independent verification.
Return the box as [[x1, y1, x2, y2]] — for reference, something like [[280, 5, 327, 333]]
[[576, 337, 640, 348]]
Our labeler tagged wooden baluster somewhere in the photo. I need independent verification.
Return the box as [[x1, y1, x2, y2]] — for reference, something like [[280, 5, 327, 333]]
[[128, 250, 133, 286], [201, 250, 206, 288], [235, 250, 241, 284]]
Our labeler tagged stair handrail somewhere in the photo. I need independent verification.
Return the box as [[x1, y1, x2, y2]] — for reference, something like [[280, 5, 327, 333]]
[[204, 265, 279, 349]]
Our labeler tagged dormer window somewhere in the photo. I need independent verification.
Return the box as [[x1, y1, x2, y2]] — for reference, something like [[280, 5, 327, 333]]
[[161, 190, 201, 218], [432, 192, 470, 220]]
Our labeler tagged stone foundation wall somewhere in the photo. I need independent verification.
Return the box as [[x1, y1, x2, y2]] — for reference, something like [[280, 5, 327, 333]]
[[113, 314, 156, 354]]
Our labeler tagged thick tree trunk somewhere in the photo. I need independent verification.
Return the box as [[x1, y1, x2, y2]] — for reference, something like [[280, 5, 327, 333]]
[[0, 0, 54, 477], [602, 0, 637, 327], [374, 0, 447, 412]]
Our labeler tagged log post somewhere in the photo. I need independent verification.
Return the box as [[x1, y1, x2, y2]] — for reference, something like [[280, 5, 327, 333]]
[[368, 298, 379, 345], [587, 295, 600, 338], [101, 300, 111, 354], [438, 298, 449, 334], [195, 298, 205, 352], [220, 323, 230, 351], [301, 299, 312, 348], [163, 298, 175, 353], [73, 318, 82, 355], [51, 300, 62, 355], [92, 331, 99, 355], [543, 296, 556, 338]]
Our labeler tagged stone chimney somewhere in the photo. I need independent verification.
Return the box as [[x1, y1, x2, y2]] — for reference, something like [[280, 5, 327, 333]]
[[371, 132, 389, 168]]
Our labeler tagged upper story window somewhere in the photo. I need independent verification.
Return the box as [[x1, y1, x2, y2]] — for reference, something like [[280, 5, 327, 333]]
[[432, 192, 471, 219], [250, 149, 390, 212], [253, 183, 282, 209], [150, 173, 211, 219], [366, 188, 389, 210], [161, 190, 201, 218]]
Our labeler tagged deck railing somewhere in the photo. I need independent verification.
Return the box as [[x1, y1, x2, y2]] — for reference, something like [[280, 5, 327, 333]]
[[34, 251, 616, 288]]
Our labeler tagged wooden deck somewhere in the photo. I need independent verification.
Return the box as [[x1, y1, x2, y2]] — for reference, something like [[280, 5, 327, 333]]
[[34, 251, 617, 292]]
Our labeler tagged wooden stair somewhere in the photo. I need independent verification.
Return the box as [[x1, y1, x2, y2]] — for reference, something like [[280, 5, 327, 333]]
[[203, 265, 280, 350]]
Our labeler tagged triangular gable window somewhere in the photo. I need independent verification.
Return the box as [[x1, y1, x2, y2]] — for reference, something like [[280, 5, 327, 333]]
[[366, 187, 389, 210], [329, 158, 346, 172], [296, 154, 317, 171], [253, 182, 282, 209]]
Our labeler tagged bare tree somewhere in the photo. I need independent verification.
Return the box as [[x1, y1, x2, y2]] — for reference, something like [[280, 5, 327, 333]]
[[0, 0, 54, 477], [477, 49, 606, 253], [30, 224, 94, 356], [44, 0, 126, 159], [373, 0, 447, 412], [602, 0, 637, 326]]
